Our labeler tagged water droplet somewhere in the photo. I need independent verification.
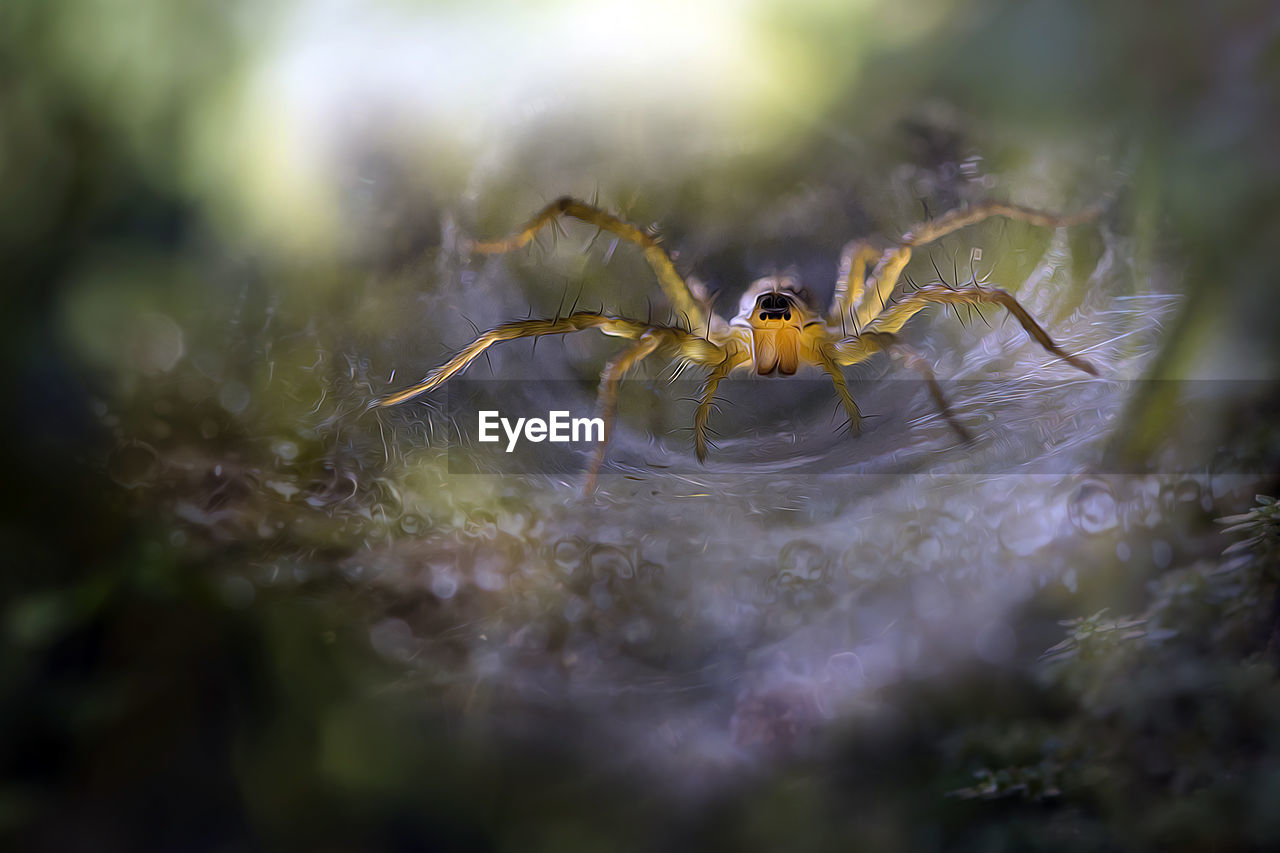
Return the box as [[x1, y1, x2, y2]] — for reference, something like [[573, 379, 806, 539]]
[[587, 545, 634, 580], [914, 535, 943, 565], [272, 439, 299, 462], [431, 572, 458, 600], [778, 540, 829, 583], [552, 538, 583, 570], [841, 541, 884, 581], [218, 381, 251, 414], [999, 516, 1055, 556], [1062, 568, 1078, 594], [131, 311, 185, 374], [1069, 480, 1118, 534], [496, 510, 527, 536], [369, 618, 417, 661]]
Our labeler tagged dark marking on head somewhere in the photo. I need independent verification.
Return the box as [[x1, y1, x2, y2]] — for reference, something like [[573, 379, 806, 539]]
[[756, 292, 795, 322]]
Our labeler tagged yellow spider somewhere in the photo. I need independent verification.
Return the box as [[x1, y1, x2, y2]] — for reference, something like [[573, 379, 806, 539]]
[[379, 196, 1099, 490]]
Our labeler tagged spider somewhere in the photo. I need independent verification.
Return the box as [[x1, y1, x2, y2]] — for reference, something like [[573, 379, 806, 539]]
[[379, 195, 1100, 491]]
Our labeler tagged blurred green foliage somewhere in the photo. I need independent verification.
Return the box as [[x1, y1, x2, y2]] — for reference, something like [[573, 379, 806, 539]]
[[3, 0, 1280, 850]]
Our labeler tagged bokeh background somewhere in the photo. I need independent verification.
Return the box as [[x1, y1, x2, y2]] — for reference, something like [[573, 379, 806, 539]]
[[4, 0, 1280, 850]]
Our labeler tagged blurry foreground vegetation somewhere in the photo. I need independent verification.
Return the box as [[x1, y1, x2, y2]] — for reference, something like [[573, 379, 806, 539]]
[[3, 0, 1280, 850]]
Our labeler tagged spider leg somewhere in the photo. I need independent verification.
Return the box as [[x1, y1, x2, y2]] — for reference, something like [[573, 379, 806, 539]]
[[851, 201, 1101, 332], [813, 348, 863, 435], [826, 239, 880, 328], [468, 196, 707, 333], [863, 283, 1099, 375], [693, 351, 750, 462], [376, 312, 654, 407], [583, 330, 665, 493], [899, 202, 1101, 249], [854, 247, 911, 332], [859, 332, 974, 443], [381, 312, 733, 489]]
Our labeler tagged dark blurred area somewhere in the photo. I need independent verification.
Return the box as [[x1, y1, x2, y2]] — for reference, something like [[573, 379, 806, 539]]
[[2, 0, 1280, 850]]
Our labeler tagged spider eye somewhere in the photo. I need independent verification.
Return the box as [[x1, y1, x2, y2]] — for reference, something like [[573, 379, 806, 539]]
[[756, 292, 796, 321]]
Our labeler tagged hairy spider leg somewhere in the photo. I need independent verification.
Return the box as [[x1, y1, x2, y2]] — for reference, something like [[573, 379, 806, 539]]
[[827, 239, 881, 329], [821, 329, 973, 442], [850, 202, 1101, 332], [584, 330, 665, 493], [468, 196, 708, 333], [860, 283, 1099, 376], [693, 350, 751, 462], [812, 346, 864, 434], [858, 331, 974, 443], [377, 313, 657, 407], [378, 312, 732, 490]]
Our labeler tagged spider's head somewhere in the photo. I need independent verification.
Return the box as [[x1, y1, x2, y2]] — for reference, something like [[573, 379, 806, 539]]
[[731, 276, 821, 376]]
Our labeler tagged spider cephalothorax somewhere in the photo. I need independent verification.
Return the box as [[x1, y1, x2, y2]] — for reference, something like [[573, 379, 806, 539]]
[[731, 277, 825, 376], [379, 195, 1100, 491]]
